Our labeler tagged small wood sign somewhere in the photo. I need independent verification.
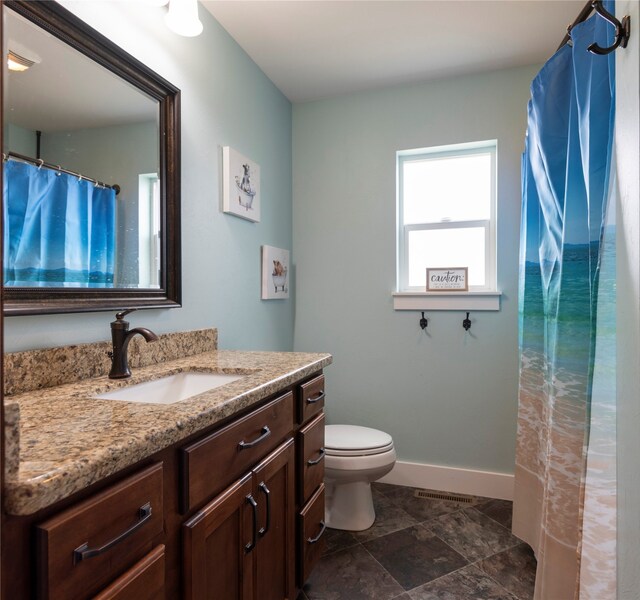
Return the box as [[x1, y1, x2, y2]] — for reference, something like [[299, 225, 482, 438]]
[[426, 267, 468, 292]]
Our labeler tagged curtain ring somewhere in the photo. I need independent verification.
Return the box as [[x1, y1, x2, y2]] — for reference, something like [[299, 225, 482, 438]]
[[55, 165, 62, 176], [37, 159, 44, 170]]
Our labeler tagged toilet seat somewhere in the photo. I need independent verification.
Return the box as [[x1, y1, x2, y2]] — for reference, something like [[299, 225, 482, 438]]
[[325, 424, 394, 457]]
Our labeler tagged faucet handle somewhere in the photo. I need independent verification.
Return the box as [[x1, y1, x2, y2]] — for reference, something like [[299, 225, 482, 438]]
[[115, 308, 137, 321]]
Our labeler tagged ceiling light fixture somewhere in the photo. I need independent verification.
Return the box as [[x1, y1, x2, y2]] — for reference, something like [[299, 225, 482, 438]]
[[7, 50, 35, 72], [165, 0, 203, 37]]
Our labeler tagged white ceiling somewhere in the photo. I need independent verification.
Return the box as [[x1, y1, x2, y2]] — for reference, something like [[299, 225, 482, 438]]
[[202, 0, 585, 103], [6, 9, 157, 133]]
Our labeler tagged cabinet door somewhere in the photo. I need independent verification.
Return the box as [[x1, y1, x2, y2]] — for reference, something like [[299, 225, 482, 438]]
[[183, 474, 255, 600], [252, 438, 296, 600]]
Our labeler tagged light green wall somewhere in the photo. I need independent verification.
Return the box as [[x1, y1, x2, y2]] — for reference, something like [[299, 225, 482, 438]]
[[292, 65, 538, 473], [4, 1, 293, 352], [42, 121, 157, 184], [4, 122, 36, 156]]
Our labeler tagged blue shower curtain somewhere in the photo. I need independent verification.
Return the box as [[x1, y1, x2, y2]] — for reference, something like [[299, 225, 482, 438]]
[[3, 160, 116, 286], [513, 4, 616, 600]]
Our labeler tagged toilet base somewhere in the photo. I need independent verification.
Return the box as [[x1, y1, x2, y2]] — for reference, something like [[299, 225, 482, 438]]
[[325, 481, 375, 531]]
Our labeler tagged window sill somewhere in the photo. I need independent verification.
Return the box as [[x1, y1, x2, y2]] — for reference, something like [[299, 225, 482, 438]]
[[392, 291, 502, 311]]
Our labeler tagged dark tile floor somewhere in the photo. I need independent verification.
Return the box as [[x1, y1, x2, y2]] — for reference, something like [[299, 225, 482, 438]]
[[298, 483, 537, 600]]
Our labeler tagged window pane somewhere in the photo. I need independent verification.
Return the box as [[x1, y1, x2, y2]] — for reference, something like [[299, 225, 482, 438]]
[[403, 153, 492, 225], [407, 227, 486, 287]]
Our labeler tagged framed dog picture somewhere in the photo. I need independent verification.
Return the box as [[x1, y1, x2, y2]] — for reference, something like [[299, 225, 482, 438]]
[[222, 146, 261, 222], [262, 246, 289, 299]]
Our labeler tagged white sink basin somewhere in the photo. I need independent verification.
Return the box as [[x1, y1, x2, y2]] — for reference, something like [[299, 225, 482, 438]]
[[95, 372, 243, 404]]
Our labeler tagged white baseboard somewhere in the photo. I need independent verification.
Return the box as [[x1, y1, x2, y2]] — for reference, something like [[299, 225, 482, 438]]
[[378, 460, 514, 501]]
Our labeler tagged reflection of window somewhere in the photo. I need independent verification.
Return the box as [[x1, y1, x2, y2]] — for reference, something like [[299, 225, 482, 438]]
[[397, 141, 497, 292], [138, 173, 161, 289]]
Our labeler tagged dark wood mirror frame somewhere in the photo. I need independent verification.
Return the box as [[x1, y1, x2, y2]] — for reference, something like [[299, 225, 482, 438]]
[[3, 0, 181, 316]]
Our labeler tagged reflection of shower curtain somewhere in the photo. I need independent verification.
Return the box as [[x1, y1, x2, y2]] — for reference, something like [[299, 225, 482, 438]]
[[3, 160, 116, 287], [513, 5, 616, 600]]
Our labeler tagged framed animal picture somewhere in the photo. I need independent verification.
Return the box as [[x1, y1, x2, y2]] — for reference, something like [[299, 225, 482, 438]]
[[262, 245, 289, 299], [222, 146, 261, 222]]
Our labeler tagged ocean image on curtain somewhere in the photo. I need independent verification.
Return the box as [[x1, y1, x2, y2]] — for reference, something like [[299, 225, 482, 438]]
[[513, 5, 616, 600], [3, 160, 116, 287]]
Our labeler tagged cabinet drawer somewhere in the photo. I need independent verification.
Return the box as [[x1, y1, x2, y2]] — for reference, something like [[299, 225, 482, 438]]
[[36, 463, 163, 600], [92, 545, 165, 600], [298, 374, 325, 424], [298, 484, 326, 586], [298, 412, 325, 504], [181, 391, 294, 512]]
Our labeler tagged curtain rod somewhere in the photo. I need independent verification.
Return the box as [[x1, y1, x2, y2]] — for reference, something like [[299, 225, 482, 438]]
[[557, 0, 596, 50], [3, 151, 120, 195], [557, 0, 631, 54]]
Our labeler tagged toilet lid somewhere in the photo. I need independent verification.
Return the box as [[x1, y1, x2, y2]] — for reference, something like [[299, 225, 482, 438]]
[[324, 424, 394, 456]]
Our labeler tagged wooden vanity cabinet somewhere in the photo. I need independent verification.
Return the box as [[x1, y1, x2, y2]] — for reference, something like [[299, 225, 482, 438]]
[[2, 371, 327, 600], [182, 438, 295, 600], [181, 389, 297, 600]]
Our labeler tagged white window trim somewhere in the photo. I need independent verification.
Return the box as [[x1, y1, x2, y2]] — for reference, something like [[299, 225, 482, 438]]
[[395, 141, 500, 310], [392, 291, 502, 311]]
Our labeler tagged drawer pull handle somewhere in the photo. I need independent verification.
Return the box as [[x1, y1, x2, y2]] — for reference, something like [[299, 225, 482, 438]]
[[258, 482, 271, 537], [73, 502, 152, 564], [306, 391, 325, 404], [307, 448, 325, 466], [245, 494, 258, 553], [238, 426, 271, 450], [307, 520, 326, 545]]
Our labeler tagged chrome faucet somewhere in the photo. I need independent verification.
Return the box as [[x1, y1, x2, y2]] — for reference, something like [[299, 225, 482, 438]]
[[108, 309, 159, 379]]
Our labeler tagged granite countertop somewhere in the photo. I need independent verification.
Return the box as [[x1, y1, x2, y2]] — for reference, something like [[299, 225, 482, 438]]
[[4, 348, 332, 516]]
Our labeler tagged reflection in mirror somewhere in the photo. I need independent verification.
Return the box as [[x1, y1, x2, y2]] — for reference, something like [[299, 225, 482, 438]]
[[4, 9, 160, 289], [2, 0, 181, 315]]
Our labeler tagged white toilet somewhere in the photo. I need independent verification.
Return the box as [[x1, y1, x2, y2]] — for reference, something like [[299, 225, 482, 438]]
[[324, 424, 396, 531]]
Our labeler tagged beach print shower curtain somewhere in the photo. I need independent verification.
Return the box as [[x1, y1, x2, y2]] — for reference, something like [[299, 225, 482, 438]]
[[3, 159, 116, 286], [513, 5, 617, 600]]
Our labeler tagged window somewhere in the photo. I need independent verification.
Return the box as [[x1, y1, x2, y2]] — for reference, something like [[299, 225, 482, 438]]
[[397, 141, 497, 293], [138, 173, 161, 288]]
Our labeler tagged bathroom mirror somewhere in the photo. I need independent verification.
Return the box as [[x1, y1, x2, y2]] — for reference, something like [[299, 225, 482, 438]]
[[3, 0, 181, 315]]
